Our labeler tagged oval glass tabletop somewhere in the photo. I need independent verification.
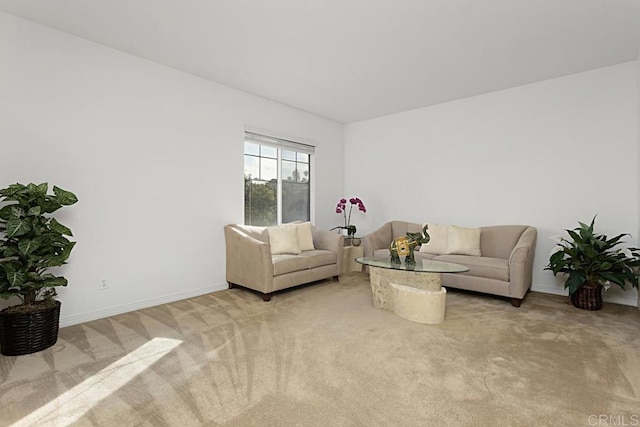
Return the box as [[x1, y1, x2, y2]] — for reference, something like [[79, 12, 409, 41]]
[[356, 257, 469, 273]]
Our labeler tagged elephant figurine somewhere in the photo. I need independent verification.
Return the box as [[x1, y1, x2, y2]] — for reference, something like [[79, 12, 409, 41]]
[[390, 224, 430, 266]]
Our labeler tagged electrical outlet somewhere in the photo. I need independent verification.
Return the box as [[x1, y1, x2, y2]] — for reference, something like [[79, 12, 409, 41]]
[[99, 279, 109, 290]]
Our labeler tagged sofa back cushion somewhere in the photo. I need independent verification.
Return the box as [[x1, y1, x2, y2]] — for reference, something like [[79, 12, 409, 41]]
[[400, 222, 528, 259], [480, 225, 528, 259], [231, 224, 269, 243], [391, 221, 423, 238], [296, 222, 315, 251], [268, 224, 302, 255], [445, 225, 482, 256], [419, 223, 449, 254], [231, 223, 317, 254]]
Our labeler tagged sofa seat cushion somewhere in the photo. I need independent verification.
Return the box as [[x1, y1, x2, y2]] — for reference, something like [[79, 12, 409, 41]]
[[415, 252, 438, 261], [272, 254, 309, 276], [300, 249, 337, 269], [433, 255, 509, 282]]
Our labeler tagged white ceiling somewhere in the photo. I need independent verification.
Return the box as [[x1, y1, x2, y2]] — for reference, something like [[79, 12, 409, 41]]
[[1, 0, 640, 123]]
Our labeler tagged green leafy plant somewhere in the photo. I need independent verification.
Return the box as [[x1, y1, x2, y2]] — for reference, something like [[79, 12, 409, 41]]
[[0, 183, 78, 311], [546, 216, 640, 295]]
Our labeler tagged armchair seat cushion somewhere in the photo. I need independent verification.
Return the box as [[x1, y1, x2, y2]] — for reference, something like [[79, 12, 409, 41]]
[[434, 255, 509, 282], [300, 249, 337, 269], [272, 254, 310, 276]]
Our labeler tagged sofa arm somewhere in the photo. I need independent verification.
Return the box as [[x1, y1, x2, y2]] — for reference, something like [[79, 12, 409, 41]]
[[224, 225, 274, 293], [364, 222, 392, 258], [508, 226, 537, 299], [313, 227, 344, 273]]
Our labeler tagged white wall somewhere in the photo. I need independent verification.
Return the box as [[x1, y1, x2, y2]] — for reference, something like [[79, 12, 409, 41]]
[[345, 62, 639, 306], [0, 13, 344, 325]]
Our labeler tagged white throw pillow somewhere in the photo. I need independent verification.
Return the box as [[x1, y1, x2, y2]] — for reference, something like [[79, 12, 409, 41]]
[[445, 225, 482, 256], [419, 223, 449, 254], [268, 224, 301, 255], [296, 222, 315, 251]]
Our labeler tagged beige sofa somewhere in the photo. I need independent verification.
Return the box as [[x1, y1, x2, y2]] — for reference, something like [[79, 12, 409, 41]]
[[224, 224, 344, 301], [364, 221, 537, 307]]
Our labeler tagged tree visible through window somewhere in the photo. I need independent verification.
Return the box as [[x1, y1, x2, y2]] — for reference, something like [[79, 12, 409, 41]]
[[244, 132, 312, 226]]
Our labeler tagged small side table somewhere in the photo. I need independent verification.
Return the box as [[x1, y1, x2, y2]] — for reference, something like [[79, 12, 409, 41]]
[[342, 245, 364, 273], [343, 236, 362, 247]]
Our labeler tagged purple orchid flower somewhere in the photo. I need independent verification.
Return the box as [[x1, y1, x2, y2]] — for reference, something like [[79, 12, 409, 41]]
[[333, 197, 367, 234]]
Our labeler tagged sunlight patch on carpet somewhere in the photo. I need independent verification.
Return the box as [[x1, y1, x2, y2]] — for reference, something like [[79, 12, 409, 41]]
[[11, 337, 182, 427]]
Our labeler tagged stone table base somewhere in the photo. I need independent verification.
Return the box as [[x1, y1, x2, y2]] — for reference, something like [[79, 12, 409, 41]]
[[369, 266, 446, 324]]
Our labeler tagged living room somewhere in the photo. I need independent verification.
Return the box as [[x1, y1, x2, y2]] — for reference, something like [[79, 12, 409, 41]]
[[1, 1, 639, 425]]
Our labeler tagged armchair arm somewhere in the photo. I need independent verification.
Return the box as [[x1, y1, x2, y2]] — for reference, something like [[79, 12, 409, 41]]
[[364, 222, 393, 258], [224, 225, 274, 293], [313, 227, 344, 273], [508, 226, 537, 299]]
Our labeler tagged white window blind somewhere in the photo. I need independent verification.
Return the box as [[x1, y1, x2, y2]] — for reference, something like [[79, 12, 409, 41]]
[[244, 131, 315, 155]]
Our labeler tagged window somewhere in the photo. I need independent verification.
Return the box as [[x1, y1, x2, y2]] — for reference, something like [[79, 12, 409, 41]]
[[244, 132, 313, 226]]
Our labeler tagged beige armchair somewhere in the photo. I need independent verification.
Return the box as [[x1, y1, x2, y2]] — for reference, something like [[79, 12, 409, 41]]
[[224, 224, 344, 301]]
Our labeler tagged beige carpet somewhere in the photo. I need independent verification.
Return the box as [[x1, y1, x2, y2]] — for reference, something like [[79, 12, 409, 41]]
[[1, 272, 639, 426]]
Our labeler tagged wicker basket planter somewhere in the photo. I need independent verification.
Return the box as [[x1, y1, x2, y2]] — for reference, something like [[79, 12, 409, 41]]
[[570, 284, 603, 311], [0, 301, 61, 356]]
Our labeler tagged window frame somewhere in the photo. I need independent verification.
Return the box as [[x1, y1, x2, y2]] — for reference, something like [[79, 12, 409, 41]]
[[243, 130, 315, 226]]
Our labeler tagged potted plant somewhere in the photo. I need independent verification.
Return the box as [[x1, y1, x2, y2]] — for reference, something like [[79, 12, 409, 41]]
[[331, 197, 367, 245], [0, 183, 78, 355], [546, 216, 640, 310]]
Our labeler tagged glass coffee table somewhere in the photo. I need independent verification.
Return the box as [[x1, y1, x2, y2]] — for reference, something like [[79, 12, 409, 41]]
[[356, 257, 469, 324]]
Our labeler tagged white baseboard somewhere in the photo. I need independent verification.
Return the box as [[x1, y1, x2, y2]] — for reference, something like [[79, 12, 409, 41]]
[[59, 282, 229, 328], [532, 284, 638, 307], [58, 281, 637, 328]]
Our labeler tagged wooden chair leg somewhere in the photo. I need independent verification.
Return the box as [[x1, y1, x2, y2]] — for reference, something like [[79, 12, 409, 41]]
[[510, 298, 522, 308]]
